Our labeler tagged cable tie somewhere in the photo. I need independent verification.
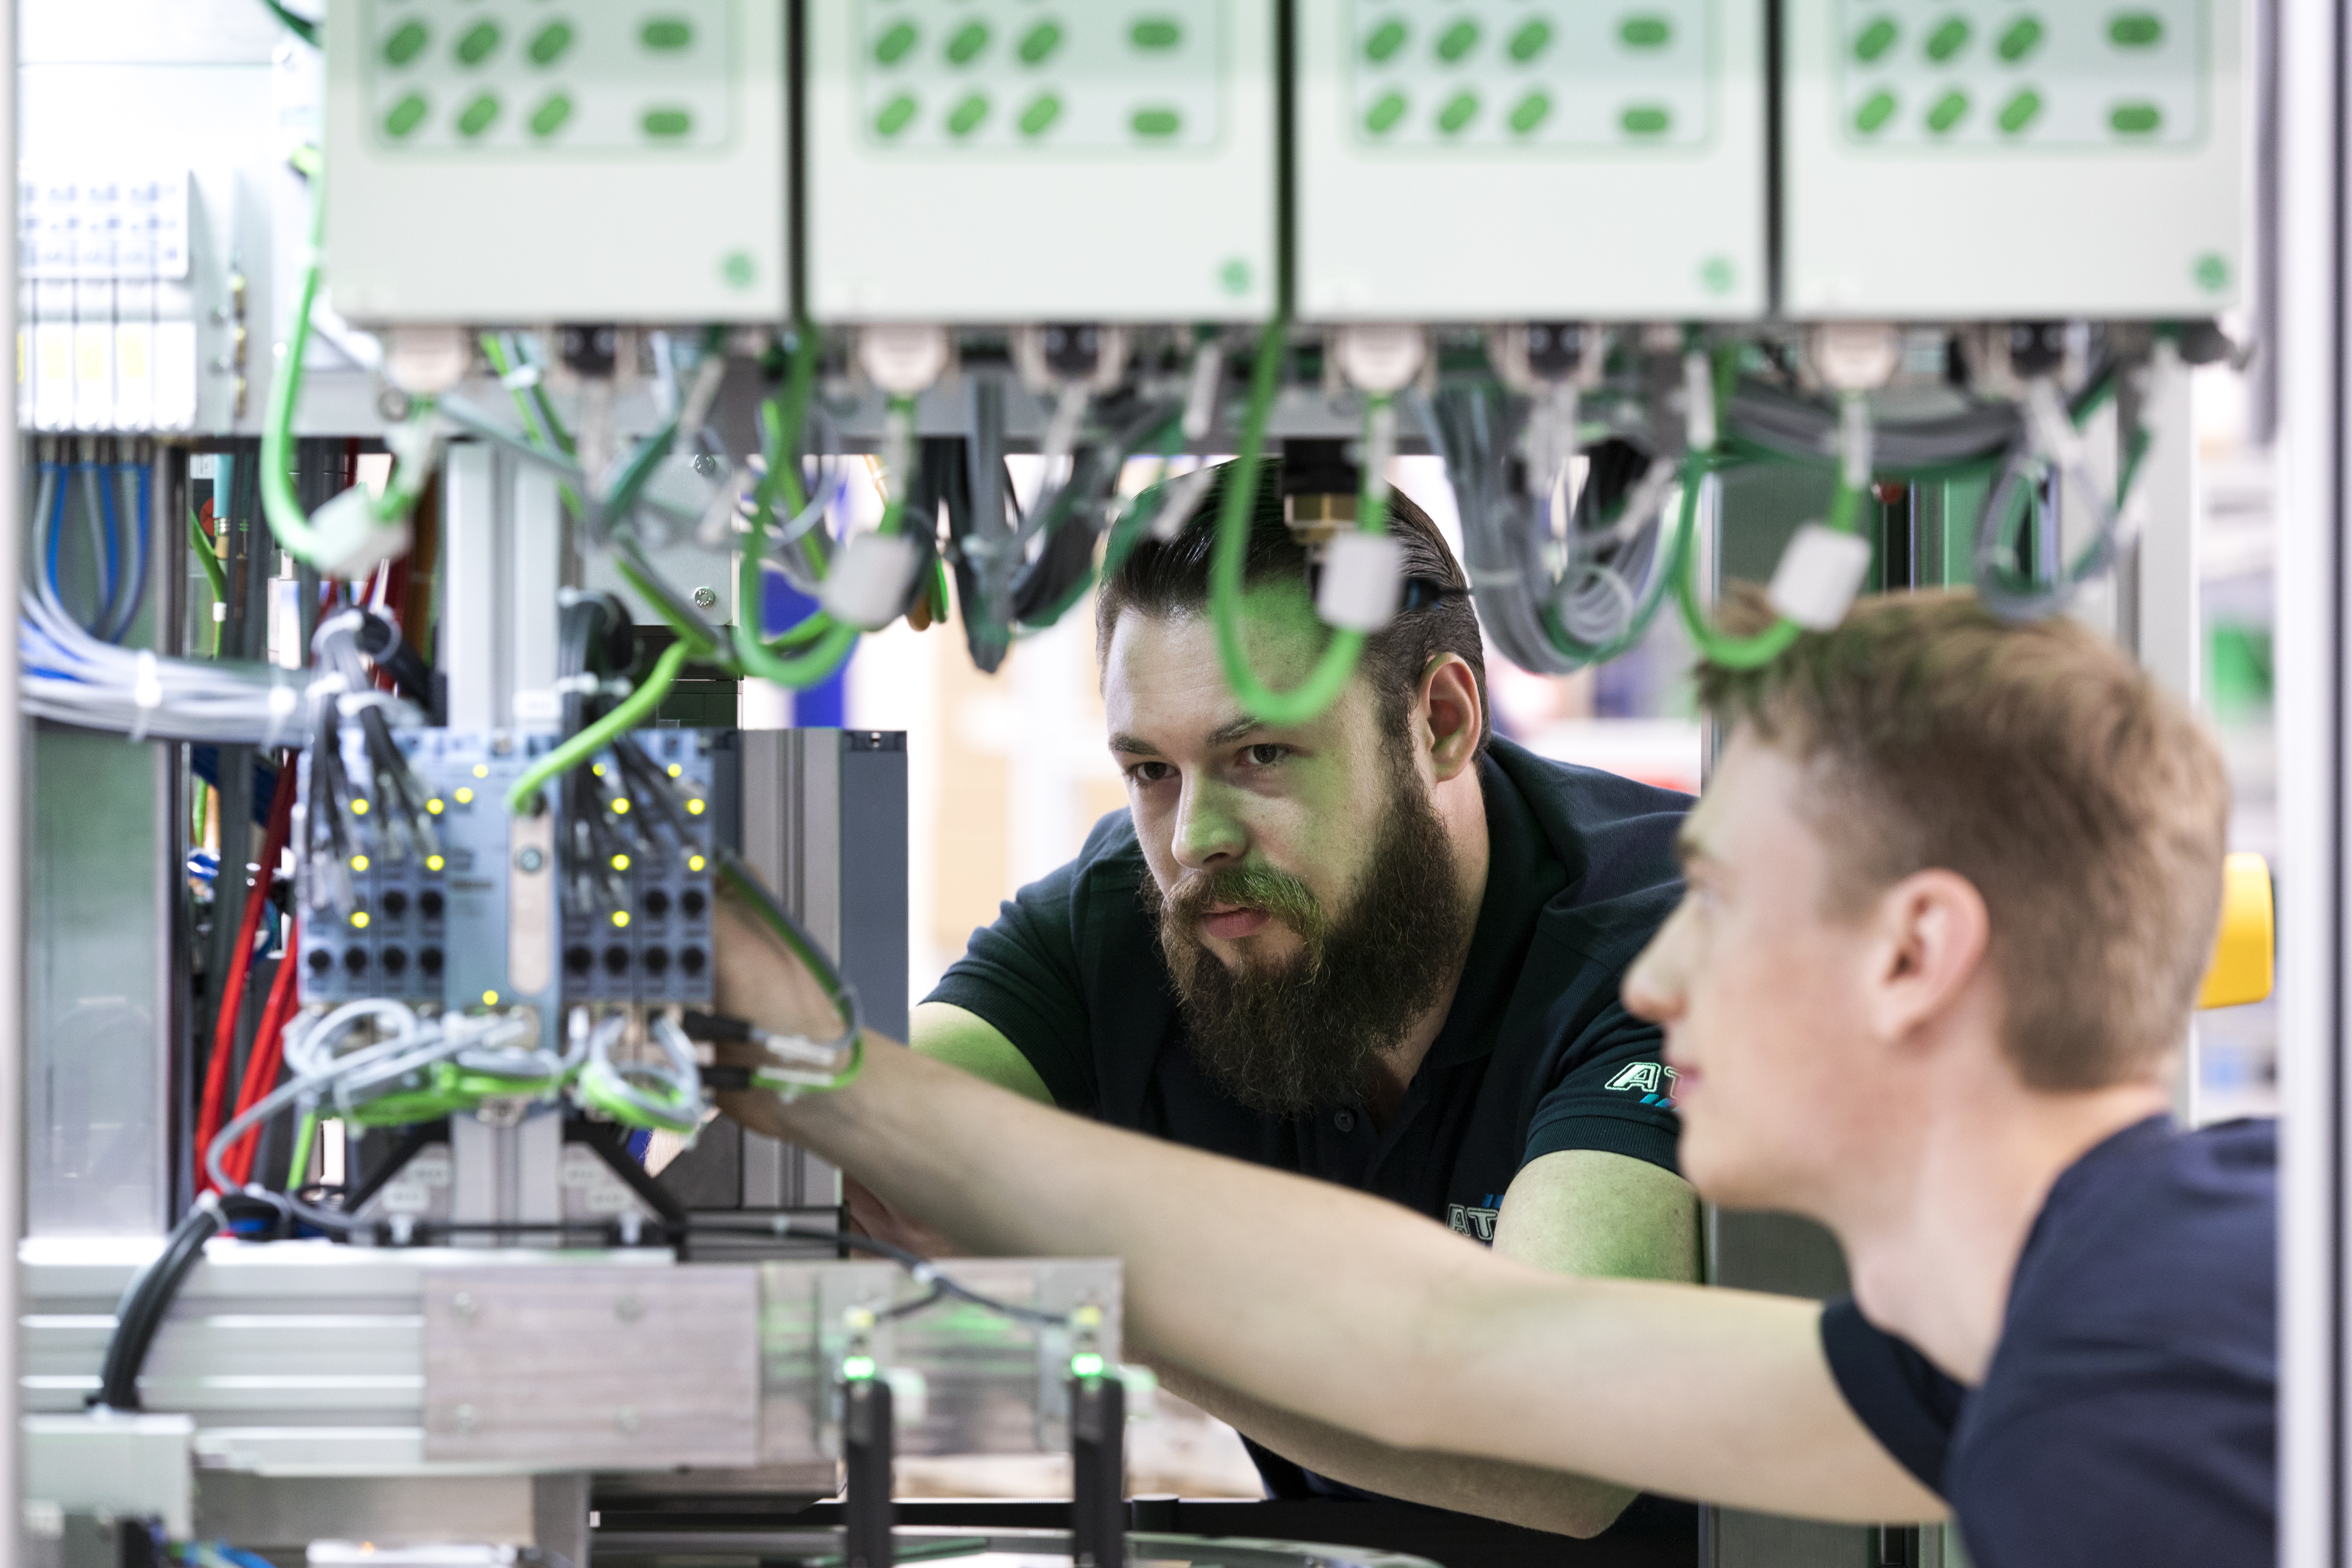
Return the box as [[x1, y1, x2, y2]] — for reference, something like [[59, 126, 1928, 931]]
[[127, 651, 163, 743], [499, 363, 543, 392], [336, 690, 395, 718]]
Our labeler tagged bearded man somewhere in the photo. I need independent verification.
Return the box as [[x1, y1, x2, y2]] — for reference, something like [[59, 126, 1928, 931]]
[[859, 460, 1698, 1537]]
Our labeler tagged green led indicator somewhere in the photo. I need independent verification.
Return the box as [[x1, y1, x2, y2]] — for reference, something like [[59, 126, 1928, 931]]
[[1926, 89, 1969, 134], [947, 93, 989, 136], [875, 21, 918, 65], [1855, 91, 1897, 135], [1998, 89, 2042, 135], [2109, 13, 2163, 48], [641, 18, 694, 51], [1509, 90, 1551, 135], [528, 22, 573, 65], [1853, 17, 1897, 62], [455, 20, 501, 66], [1435, 19, 1478, 63], [1018, 21, 1062, 65], [643, 106, 694, 138], [946, 20, 989, 64], [1364, 20, 1407, 63], [1365, 90, 1407, 135], [1620, 16, 1672, 49], [530, 92, 574, 138], [1508, 20, 1551, 62], [2110, 102, 2162, 135], [1700, 256, 1735, 295], [1924, 17, 1970, 64], [876, 93, 917, 136], [383, 20, 429, 67], [457, 92, 500, 138], [1997, 16, 2043, 63], [1132, 105, 1181, 138], [384, 93, 429, 139], [1070, 1352, 1106, 1378], [1621, 104, 1671, 137], [1020, 93, 1062, 136], [2194, 253, 2230, 293], [1131, 17, 1183, 50], [721, 251, 755, 289], [1436, 90, 1479, 134], [1219, 258, 1251, 296], [842, 1354, 877, 1381]]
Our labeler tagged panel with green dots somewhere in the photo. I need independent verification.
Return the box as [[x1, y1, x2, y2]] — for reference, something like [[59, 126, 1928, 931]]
[[1837, 1, 2201, 148], [855, 0, 1222, 151], [363, 0, 733, 152], [1346, 0, 1710, 150]]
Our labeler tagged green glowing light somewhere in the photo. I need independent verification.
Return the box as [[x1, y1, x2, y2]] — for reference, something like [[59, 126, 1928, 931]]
[[1070, 1352, 1106, 1378], [842, 1354, 877, 1381]]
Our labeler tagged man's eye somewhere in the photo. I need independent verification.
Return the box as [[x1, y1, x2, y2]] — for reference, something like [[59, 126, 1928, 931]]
[[1243, 743, 1286, 767], [1126, 761, 1175, 785]]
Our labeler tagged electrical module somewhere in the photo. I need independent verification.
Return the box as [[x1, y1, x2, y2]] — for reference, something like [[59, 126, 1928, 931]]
[[805, 0, 1278, 321], [1782, 0, 2244, 316], [321, 0, 790, 322], [1293, 0, 1766, 320]]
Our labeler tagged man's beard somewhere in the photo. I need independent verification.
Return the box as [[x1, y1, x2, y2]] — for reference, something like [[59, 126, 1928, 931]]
[[1144, 765, 1474, 1115]]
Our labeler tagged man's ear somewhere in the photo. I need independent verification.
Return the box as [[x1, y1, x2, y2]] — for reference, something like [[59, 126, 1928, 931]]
[[1420, 655, 1484, 783], [1868, 868, 1993, 1049]]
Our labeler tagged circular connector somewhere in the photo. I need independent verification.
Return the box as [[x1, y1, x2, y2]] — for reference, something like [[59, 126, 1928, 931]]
[[307, 949, 334, 975], [565, 945, 594, 976], [382, 890, 409, 919], [642, 945, 671, 976], [642, 888, 671, 919], [419, 889, 446, 920], [678, 945, 707, 977], [343, 948, 370, 975], [419, 946, 444, 976], [603, 944, 631, 976], [381, 947, 409, 976], [680, 889, 707, 919]]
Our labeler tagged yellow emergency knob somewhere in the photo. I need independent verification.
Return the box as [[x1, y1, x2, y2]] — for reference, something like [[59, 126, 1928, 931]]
[[2198, 853, 2273, 1010]]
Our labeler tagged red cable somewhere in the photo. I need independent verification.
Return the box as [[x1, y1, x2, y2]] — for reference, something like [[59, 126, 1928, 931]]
[[224, 924, 301, 1188], [195, 762, 298, 1192]]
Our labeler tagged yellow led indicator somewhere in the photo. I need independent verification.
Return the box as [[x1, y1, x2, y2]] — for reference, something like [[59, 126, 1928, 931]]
[[350, 854, 370, 872], [686, 798, 706, 816], [426, 798, 445, 816], [666, 763, 683, 778], [687, 854, 706, 873], [611, 853, 631, 871], [472, 764, 489, 779], [611, 910, 631, 929], [426, 854, 446, 872], [482, 989, 500, 1007], [592, 764, 606, 777], [454, 788, 475, 805], [350, 799, 370, 816], [350, 911, 371, 930], [611, 798, 632, 815]]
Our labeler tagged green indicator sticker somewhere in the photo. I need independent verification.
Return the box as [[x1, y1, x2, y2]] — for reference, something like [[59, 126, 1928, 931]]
[[1509, 20, 1551, 62], [1926, 89, 1969, 133], [1437, 90, 1478, 133], [1131, 17, 1183, 50], [385, 92, 429, 138], [722, 252, 755, 289], [1018, 21, 1062, 64], [1620, 16, 1671, 49], [1436, 19, 1478, 62], [1365, 90, 1407, 134], [530, 92, 573, 137], [1998, 88, 2042, 134], [1020, 92, 1061, 135], [384, 20, 429, 66], [876, 93, 917, 136], [643, 106, 694, 137], [1701, 256, 1735, 294], [875, 21, 917, 64], [457, 92, 500, 137], [1621, 104, 1671, 136], [1509, 90, 1550, 134], [1997, 16, 2043, 62], [1924, 17, 1970, 63], [1855, 90, 1897, 134], [528, 21, 573, 66], [2194, 253, 2230, 292], [1853, 17, 1897, 62], [1132, 105, 1182, 136], [455, 20, 501, 65], [2109, 13, 2163, 47], [947, 93, 989, 136], [2110, 102, 2162, 134], [946, 20, 989, 64], [641, 18, 693, 51], [1365, 19, 1407, 62], [1220, 258, 1251, 296]]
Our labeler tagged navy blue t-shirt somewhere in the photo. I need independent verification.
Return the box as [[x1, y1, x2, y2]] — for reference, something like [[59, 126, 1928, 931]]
[[1821, 1116, 2276, 1568]]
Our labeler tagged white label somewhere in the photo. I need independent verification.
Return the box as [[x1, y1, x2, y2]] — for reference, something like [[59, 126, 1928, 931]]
[[1317, 531, 1406, 633], [1768, 523, 1875, 631]]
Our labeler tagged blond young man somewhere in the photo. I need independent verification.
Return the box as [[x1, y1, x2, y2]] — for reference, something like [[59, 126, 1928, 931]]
[[716, 593, 2274, 1568]]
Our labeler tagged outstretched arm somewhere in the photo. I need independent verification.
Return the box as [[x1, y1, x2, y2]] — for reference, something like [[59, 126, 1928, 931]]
[[714, 898, 1944, 1524]]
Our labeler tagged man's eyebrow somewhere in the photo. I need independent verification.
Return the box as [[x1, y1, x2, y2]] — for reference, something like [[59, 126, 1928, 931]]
[[1205, 716, 1264, 748], [1107, 733, 1159, 756]]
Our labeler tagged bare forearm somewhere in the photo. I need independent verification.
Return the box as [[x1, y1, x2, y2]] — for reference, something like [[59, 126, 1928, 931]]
[[1155, 1364, 1636, 1538]]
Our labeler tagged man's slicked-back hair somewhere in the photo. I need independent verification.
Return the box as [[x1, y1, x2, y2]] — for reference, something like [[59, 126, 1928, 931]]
[[1095, 458, 1491, 753], [1700, 589, 2228, 1092]]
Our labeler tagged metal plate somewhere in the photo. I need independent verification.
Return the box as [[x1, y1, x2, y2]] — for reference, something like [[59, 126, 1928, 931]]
[[422, 1265, 759, 1468]]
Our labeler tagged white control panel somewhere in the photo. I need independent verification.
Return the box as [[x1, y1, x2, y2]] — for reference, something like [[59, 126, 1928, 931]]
[[18, 170, 200, 432], [805, 0, 1278, 323], [1782, 0, 2244, 317], [1294, 0, 1767, 322], [322, 0, 789, 323]]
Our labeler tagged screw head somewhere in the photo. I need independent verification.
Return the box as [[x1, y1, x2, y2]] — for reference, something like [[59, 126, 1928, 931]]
[[692, 586, 720, 609], [517, 846, 545, 873], [454, 1403, 479, 1433], [453, 1291, 478, 1321]]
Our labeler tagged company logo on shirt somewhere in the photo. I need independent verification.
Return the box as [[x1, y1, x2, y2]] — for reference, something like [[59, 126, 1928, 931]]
[[1448, 1195, 1502, 1243], [1605, 1060, 1679, 1109]]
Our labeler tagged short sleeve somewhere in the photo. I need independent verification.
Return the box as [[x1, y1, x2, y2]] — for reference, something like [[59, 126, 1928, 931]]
[[1521, 1001, 1682, 1173], [924, 858, 1099, 1112], [1819, 1297, 1966, 1495]]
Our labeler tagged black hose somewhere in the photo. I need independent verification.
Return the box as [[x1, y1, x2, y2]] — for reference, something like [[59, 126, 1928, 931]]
[[92, 1198, 225, 1410]]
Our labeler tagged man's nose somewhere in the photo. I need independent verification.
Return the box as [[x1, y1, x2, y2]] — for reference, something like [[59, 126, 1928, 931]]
[[1171, 777, 1247, 872], [1621, 911, 1687, 1025]]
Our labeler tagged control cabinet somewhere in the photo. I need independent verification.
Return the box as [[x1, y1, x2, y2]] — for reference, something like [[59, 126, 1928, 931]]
[[1293, 0, 1767, 320], [321, 0, 790, 322], [805, 0, 1279, 322], [1782, 0, 2245, 316]]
